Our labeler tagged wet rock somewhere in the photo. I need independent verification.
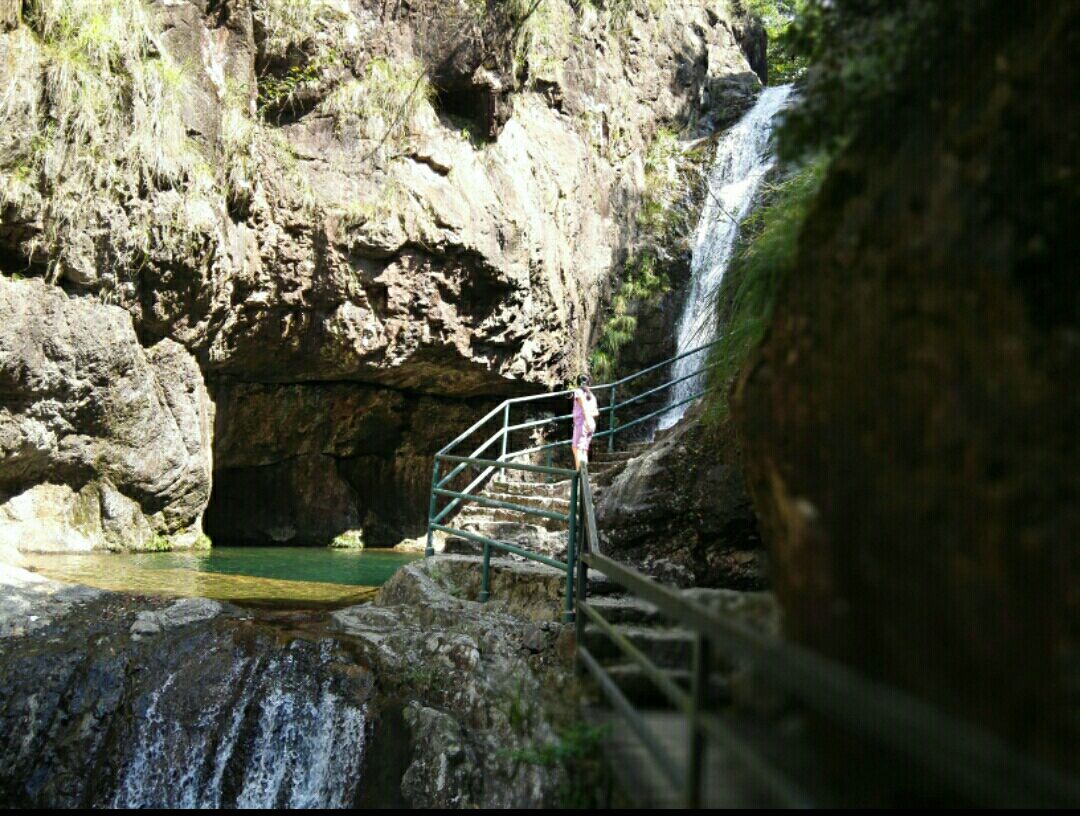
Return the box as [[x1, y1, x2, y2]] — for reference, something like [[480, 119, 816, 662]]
[[596, 406, 764, 588], [0, 564, 102, 638], [0, 594, 372, 808], [129, 598, 223, 639], [0, 279, 213, 553]]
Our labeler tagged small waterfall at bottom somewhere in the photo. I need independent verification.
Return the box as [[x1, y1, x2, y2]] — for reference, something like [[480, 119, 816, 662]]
[[107, 636, 369, 809], [658, 84, 794, 431]]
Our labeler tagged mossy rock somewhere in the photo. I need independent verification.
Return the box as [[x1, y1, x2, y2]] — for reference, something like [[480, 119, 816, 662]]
[[330, 530, 365, 550]]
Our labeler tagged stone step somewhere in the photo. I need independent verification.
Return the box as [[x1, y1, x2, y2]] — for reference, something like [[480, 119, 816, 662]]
[[582, 624, 696, 670], [455, 518, 565, 543], [589, 449, 637, 464], [489, 479, 571, 499], [603, 662, 731, 710], [475, 492, 570, 513], [499, 460, 619, 484], [454, 506, 567, 531], [583, 595, 664, 626]]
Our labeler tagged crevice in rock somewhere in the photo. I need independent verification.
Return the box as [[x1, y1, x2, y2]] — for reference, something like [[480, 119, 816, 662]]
[[0, 236, 44, 279], [433, 82, 500, 142]]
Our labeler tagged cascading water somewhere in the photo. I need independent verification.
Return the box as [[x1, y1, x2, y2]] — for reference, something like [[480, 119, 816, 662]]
[[658, 84, 794, 430], [107, 637, 369, 809]]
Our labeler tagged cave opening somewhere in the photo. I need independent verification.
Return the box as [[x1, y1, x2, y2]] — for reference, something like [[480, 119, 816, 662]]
[[201, 381, 492, 549], [433, 83, 500, 142]]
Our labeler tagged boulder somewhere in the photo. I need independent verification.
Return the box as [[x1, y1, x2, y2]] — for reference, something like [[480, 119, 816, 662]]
[[596, 406, 764, 588], [130, 598, 224, 640], [0, 278, 213, 553], [332, 556, 575, 807]]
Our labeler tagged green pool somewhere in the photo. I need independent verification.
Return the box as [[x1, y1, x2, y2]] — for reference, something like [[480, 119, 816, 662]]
[[21, 547, 422, 608]]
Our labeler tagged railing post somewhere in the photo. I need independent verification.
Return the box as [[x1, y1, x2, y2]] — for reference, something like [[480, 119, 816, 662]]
[[607, 383, 617, 452], [501, 403, 510, 460], [480, 540, 490, 602], [545, 444, 553, 483], [574, 486, 588, 654], [563, 471, 579, 624], [686, 631, 709, 808], [425, 458, 440, 557]]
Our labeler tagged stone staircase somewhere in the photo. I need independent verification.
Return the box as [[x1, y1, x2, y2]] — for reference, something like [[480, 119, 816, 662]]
[[436, 430, 793, 806], [445, 441, 650, 559], [444, 437, 780, 712]]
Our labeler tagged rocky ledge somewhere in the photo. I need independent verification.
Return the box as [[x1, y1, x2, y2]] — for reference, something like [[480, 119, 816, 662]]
[[0, 555, 585, 808]]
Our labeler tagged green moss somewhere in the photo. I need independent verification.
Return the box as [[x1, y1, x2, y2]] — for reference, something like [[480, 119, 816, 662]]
[[506, 722, 611, 808], [589, 127, 705, 380], [704, 152, 829, 417], [330, 530, 365, 549], [145, 534, 174, 552], [589, 249, 670, 381]]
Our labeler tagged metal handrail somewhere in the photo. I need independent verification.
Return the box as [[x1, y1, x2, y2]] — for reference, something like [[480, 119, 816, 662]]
[[572, 463, 1080, 808], [426, 340, 722, 568], [436, 339, 721, 457]]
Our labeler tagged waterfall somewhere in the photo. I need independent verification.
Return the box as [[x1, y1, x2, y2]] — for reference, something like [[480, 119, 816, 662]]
[[657, 84, 794, 431], [108, 639, 368, 809]]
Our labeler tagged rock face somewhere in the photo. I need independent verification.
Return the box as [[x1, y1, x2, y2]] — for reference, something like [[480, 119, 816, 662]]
[[0, 278, 213, 555], [596, 406, 763, 588], [0, 0, 762, 547], [0, 591, 373, 808], [734, 2, 1078, 770], [208, 382, 493, 545], [333, 556, 578, 808], [0, 556, 580, 808]]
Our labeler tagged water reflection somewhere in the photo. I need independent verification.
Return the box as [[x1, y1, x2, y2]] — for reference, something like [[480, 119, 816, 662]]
[[21, 547, 420, 607]]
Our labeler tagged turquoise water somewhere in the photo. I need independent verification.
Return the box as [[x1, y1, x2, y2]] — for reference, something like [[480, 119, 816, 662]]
[[23, 547, 422, 607], [146, 547, 421, 586]]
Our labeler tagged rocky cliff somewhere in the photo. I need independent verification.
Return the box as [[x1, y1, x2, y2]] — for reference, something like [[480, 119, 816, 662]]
[[734, 0, 1078, 771], [0, 0, 764, 550], [0, 278, 212, 557]]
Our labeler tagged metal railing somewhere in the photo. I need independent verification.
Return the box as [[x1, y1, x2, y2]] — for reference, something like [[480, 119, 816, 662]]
[[571, 464, 1080, 808], [424, 343, 1079, 806], [424, 340, 719, 620]]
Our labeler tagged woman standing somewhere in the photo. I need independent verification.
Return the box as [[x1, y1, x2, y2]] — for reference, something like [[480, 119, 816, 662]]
[[571, 374, 600, 470]]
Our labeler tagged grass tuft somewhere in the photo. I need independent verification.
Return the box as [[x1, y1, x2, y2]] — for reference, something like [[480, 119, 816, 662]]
[[705, 152, 828, 417]]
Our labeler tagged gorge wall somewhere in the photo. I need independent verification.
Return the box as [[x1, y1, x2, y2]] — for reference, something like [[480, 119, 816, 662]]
[[0, 0, 764, 550], [733, 0, 1078, 771]]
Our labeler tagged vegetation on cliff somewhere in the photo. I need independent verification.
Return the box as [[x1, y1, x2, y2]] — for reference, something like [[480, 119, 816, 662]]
[[705, 151, 826, 413]]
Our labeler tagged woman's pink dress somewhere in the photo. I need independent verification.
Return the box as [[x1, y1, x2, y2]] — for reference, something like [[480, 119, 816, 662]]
[[572, 388, 598, 453]]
